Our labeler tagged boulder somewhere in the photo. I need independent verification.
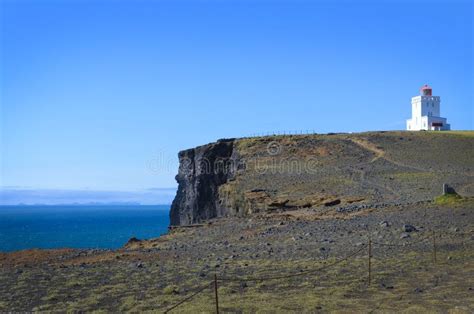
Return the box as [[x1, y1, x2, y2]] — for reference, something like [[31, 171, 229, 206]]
[[402, 224, 417, 232], [443, 183, 456, 195]]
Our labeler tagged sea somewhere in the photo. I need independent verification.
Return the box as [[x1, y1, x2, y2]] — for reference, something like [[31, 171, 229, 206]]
[[0, 205, 170, 252]]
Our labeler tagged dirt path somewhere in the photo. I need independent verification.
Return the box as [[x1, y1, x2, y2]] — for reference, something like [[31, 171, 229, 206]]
[[350, 137, 474, 181], [350, 138, 427, 172]]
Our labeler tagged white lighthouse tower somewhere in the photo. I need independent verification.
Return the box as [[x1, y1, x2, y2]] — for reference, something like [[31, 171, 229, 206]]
[[406, 85, 450, 131]]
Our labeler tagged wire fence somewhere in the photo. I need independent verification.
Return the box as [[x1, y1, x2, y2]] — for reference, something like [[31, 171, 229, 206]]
[[163, 229, 470, 313], [246, 130, 325, 138], [163, 282, 213, 313]]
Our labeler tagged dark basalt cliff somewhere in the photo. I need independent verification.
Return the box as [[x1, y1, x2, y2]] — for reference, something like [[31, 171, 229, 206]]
[[170, 131, 474, 226], [170, 139, 238, 226]]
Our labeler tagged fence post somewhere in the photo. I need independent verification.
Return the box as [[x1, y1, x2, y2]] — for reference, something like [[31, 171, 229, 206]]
[[432, 230, 437, 264], [214, 274, 219, 314], [368, 236, 372, 285]]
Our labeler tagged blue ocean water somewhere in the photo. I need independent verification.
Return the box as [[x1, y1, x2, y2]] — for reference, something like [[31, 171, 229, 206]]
[[0, 205, 170, 252]]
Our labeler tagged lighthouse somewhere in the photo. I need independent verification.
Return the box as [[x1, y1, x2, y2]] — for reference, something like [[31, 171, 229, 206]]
[[406, 85, 450, 131]]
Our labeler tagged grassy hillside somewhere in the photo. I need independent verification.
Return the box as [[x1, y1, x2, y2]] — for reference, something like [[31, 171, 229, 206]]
[[218, 131, 474, 216]]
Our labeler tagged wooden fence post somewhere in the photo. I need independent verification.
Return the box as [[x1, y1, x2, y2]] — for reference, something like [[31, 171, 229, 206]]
[[432, 230, 437, 264], [368, 236, 372, 285], [214, 274, 219, 314]]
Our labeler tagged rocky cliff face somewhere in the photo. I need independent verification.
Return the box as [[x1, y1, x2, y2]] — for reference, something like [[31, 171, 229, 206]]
[[170, 131, 474, 226], [170, 139, 238, 225]]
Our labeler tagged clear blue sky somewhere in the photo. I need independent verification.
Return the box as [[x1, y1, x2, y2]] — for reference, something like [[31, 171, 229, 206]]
[[1, 0, 472, 203]]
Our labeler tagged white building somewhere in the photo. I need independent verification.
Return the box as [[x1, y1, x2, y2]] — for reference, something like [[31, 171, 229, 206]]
[[407, 85, 450, 131]]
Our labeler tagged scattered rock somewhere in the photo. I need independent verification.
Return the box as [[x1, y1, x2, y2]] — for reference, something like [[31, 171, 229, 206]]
[[336, 203, 372, 213], [402, 224, 417, 232], [400, 233, 411, 239], [268, 199, 290, 209], [324, 199, 341, 207], [379, 221, 390, 228], [380, 283, 394, 289], [126, 237, 141, 244]]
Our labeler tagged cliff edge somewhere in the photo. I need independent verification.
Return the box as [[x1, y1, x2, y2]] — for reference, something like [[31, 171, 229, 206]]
[[170, 131, 474, 226], [170, 139, 238, 225]]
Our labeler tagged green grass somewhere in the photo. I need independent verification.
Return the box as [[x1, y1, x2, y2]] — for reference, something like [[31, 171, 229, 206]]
[[163, 285, 179, 295], [434, 193, 464, 205], [158, 250, 474, 313]]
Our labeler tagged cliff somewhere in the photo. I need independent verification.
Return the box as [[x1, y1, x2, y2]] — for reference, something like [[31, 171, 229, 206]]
[[170, 139, 238, 225], [170, 131, 474, 226]]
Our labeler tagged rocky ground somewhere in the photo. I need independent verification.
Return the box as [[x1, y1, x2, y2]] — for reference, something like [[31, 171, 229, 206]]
[[1, 199, 473, 312]]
